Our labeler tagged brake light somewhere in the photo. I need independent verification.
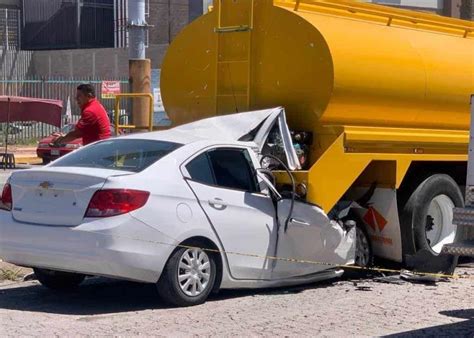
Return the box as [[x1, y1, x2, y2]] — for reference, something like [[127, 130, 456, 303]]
[[85, 189, 150, 218], [1, 183, 12, 211]]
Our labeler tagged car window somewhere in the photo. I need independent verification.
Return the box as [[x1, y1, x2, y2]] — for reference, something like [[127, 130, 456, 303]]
[[186, 153, 215, 185], [51, 139, 182, 172], [207, 148, 258, 192]]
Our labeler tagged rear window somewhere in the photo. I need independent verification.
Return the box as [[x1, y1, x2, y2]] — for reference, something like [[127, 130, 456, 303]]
[[51, 139, 182, 172]]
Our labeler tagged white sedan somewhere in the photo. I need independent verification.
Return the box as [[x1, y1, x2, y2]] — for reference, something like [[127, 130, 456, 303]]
[[0, 108, 359, 306]]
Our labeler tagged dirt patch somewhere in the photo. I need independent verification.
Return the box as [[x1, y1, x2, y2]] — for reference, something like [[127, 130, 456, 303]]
[[0, 260, 33, 282]]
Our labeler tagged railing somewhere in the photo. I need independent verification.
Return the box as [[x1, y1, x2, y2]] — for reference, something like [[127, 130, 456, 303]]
[[114, 93, 154, 135], [0, 77, 129, 144]]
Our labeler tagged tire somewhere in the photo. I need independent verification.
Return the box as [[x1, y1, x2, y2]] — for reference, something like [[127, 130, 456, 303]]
[[402, 174, 464, 270], [355, 225, 373, 268], [42, 158, 50, 165], [157, 244, 217, 307], [33, 268, 85, 290]]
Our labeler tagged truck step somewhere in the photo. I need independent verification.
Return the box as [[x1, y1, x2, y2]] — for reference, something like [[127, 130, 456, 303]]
[[452, 207, 474, 227], [442, 241, 474, 257]]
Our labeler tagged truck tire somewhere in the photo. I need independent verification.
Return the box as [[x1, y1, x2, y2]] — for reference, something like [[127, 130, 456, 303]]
[[402, 174, 463, 271], [33, 268, 85, 290]]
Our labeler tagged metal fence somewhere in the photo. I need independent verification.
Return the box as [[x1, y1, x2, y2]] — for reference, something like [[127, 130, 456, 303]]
[[0, 77, 129, 144]]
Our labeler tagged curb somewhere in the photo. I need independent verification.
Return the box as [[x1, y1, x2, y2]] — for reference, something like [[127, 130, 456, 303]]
[[15, 156, 42, 165]]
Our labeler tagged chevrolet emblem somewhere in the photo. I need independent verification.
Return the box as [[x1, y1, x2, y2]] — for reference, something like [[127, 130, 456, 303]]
[[39, 181, 53, 189]]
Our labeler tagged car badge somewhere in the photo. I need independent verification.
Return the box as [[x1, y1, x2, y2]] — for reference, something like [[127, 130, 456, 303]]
[[39, 181, 53, 189]]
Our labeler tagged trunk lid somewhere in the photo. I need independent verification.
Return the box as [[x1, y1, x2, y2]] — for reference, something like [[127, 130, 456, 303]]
[[10, 167, 132, 226]]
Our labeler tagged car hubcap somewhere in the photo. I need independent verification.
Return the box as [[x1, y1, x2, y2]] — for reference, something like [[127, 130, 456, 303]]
[[426, 195, 456, 254], [177, 248, 211, 297], [355, 227, 370, 267]]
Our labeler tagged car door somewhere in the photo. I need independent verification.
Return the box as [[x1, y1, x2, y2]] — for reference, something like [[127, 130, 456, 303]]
[[272, 199, 356, 279], [183, 147, 277, 280]]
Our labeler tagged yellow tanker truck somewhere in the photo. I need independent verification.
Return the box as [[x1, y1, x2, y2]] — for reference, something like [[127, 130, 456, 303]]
[[160, 0, 474, 270]]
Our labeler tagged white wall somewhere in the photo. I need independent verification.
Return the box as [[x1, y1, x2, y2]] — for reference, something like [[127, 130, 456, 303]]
[[366, 0, 443, 10]]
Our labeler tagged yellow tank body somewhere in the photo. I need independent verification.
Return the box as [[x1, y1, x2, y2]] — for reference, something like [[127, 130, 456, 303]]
[[161, 0, 474, 211]]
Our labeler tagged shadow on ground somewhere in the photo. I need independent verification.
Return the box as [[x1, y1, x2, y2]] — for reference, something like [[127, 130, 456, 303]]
[[384, 309, 474, 337], [0, 276, 341, 315]]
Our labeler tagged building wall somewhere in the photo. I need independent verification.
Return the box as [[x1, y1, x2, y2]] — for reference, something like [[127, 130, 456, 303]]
[[0, 0, 20, 8]]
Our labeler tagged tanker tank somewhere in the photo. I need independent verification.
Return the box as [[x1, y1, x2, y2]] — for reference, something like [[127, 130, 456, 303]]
[[161, 0, 474, 132]]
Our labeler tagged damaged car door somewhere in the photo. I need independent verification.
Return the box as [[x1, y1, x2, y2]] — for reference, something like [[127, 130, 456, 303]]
[[271, 199, 356, 279], [183, 147, 278, 280]]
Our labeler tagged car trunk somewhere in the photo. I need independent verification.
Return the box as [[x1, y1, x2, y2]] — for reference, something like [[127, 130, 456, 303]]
[[10, 167, 132, 226]]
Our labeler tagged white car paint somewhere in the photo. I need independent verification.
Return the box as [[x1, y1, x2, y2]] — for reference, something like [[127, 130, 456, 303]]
[[0, 108, 355, 291]]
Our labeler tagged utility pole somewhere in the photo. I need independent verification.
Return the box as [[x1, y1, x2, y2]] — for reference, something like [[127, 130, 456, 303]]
[[76, 0, 82, 48], [128, 0, 151, 130]]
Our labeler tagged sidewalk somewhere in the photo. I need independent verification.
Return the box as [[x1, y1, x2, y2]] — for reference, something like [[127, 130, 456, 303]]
[[4, 146, 41, 165]]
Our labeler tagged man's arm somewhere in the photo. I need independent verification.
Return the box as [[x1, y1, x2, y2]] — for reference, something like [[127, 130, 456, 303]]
[[52, 128, 83, 145]]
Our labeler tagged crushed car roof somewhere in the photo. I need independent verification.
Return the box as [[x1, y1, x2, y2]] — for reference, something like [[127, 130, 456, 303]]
[[121, 107, 283, 145]]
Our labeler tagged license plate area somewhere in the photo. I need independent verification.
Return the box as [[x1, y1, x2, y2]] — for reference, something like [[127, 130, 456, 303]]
[[51, 149, 60, 156], [35, 189, 65, 199]]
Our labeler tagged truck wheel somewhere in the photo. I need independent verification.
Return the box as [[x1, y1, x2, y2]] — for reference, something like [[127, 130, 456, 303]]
[[33, 268, 85, 290], [157, 245, 217, 307], [403, 174, 464, 258]]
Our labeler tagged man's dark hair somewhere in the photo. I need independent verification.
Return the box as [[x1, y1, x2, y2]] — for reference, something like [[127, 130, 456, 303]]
[[77, 84, 96, 98]]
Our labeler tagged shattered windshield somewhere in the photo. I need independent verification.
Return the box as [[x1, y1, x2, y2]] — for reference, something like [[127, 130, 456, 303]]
[[261, 124, 288, 169]]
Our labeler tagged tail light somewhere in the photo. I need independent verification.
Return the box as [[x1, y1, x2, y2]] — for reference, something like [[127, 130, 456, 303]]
[[1, 183, 12, 211], [85, 189, 150, 218]]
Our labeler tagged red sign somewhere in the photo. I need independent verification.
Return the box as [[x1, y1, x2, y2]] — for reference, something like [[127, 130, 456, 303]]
[[101, 81, 121, 99], [363, 207, 388, 233]]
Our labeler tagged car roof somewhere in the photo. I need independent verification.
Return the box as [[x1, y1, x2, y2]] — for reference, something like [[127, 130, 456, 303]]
[[118, 129, 253, 148], [117, 107, 283, 147]]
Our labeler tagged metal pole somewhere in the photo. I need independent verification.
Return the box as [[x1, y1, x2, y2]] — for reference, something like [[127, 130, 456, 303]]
[[5, 9, 9, 50], [4, 97, 10, 170], [76, 0, 82, 48], [128, 0, 151, 131], [128, 0, 147, 59]]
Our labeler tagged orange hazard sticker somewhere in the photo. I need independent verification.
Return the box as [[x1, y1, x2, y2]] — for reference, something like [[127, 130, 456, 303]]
[[363, 207, 388, 232]]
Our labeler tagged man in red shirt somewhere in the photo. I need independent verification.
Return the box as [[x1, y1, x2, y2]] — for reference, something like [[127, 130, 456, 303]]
[[53, 84, 111, 146]]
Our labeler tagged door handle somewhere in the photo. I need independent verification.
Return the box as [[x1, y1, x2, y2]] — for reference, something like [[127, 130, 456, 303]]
[[290, 218, 310, 227], [208, 198, 227, 210]]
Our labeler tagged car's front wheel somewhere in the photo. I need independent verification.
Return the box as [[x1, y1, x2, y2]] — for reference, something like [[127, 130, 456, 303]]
[[33, 268, 85, 290], [157, 245, 216, 307]]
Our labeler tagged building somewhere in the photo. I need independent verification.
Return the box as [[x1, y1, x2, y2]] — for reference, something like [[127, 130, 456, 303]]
[[0, 0, 21, 49]]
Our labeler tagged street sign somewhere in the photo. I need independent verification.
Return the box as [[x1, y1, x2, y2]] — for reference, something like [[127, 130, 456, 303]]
[[101, 81, 121, 99]]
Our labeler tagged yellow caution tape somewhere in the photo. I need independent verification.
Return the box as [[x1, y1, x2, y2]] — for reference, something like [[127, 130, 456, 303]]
[[96, 232, 473, 281]]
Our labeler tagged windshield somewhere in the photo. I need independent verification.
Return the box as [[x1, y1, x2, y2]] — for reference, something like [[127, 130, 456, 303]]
[[51, 139, 182, 172]]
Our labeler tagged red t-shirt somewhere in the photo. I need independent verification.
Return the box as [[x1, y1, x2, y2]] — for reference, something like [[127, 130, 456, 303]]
[[76, 99, 111, 145]]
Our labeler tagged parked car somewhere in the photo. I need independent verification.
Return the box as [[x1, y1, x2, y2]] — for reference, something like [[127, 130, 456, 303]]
[[36, 124, 81, 164], [37, 124, 117, 164], [0, 108, 366, 307]]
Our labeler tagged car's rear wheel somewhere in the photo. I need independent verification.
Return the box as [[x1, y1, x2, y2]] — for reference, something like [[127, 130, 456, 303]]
[[41, 158, 50, 165], [33, 268, 85, 290], [157, 245, 216, 307]]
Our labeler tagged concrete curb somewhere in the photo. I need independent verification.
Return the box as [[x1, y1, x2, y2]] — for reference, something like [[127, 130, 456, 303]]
[[14, 156, 41, 165]]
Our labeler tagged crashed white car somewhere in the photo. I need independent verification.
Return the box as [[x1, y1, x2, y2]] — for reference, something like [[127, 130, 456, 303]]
[[0, 108, 360, 306]]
